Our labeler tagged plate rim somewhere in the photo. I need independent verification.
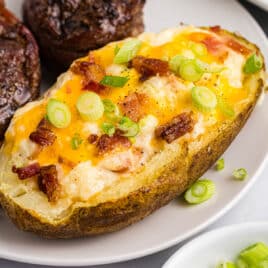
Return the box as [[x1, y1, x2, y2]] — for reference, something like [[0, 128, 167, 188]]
[[162, 221, 268, 268], [1, 1, 268, 267]]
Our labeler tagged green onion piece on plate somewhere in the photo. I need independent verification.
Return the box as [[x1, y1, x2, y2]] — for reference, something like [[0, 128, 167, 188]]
[[76, 92, 104, 121], [101, 122, 115, 137], [114, 39, 142, 64], [46, 99, 71, 128], [100, 75, 129, 87], [118, 116, 139, 137], [236, 258, 248, 268], [169, 55, 186, 73], [71, 134, 83, 150], [243, 53, 263, 74], [102, 99, 120, 121], [239, 242, 268, 267], [179, 59, 204, 82], [217, 262, 236, 268], [190, 42, 207, 57], [259, 259, 268, 268], [216, 158, 225, 171], [184, 179, 215, 204], [233, 168, 248, 181], [192, 86, 217, 112]]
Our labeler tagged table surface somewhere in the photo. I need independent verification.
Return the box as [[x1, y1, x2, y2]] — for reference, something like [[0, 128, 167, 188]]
[[1, 1, 268, 267]]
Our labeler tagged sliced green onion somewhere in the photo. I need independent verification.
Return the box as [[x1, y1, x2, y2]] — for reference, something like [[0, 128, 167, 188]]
[[169, 55, 186, 73], [114, 39, 142, 64], [190, 42, 207, 57], [184, 179, 215, 204], [46, 99, 71, 128], [259, 259, 268, 268], [217, 262, 236, 268], [239, 243, 268, 267], [243, 53, 263, 74], [76, 92, 104, 121], [71, 134, 83, 150], [179, 59, 204, 82], [233, 168, 247, 181], [118, 116, 139, 137], [192, 86, 217, 112], [102, 99, 120, 121], [100, 75, 129, 87], [101, 122, 115, 136], [216, 158, 225, 171], [114, 45, 120, 56], [218, 99, 235, 118], [236, 258, 248, 268]]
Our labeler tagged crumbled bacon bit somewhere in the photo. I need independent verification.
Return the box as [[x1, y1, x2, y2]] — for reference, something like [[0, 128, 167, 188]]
[[12, 163, 40, 180], [29, 118, 56, 146], [71, 60, 105, 93], [202, 36, 224, 55], [225, 38, 251, 55], [155, 112, 195, 143], [130, 56, 169, 81], [209, 25, 221, 33], [88, 134, 98, 144], [119, 92, 148, 122], [38, 165, 60, 202], [96, 131, 131, 155]]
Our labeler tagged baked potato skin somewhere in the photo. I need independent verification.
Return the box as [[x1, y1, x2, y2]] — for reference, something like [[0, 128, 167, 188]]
[[0, 79, 262, 238], [0, 29, 265, 238]]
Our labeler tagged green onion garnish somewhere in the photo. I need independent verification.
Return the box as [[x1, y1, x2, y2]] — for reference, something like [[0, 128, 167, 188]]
[[46, 99, 71, 128], [114, 39, 142, 64], [118, 116, 139, 137], [179, 59, 204, 82], [169, 55, 186, 74], [102, 99, 120, 121], [184, 179, 215, 204], [71, 134, 83, 150], [100, 75, 129, 87], [101, 122, 115, 136], [243, 53, 263, 74], [217, 262, 236, 268], [239, 243, 268, 267], [76, 92, 104, 121], [233, 168, 248, 180], [216, 158, 225, 171], [259, 260, 268, 268], [114, 45, 120, 56], [190, 42, 207, 57], [192, 86, 218, 112], [218, 99, 235, 118]]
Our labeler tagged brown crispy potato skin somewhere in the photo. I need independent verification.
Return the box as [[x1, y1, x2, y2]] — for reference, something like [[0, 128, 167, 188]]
[[0, 29, 265, 238]]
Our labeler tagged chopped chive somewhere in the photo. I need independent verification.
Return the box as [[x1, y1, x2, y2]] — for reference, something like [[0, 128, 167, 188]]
[[244, 53, 263, 74], [184, 179, 215, 204], [100, 75, 129, 87], [216, 158, 225, 171], [76, 92, 104, 121], [46, 99, 71, 128], [71, 134, 83, 150], [233, 168, 248, 180], [114, 39, 142, 64], [101, 122, 115, 137], [192, 86, 218, 112], [118, 116, 139, 137]]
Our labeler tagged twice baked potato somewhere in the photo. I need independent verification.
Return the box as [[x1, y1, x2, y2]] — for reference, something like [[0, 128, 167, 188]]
[[0, 25, 265, 238]]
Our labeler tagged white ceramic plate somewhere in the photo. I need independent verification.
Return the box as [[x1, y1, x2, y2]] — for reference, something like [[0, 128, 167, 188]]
[[248, 0, 268, 11], [163, 222, 268, 268], [1, 0, 268, 266]]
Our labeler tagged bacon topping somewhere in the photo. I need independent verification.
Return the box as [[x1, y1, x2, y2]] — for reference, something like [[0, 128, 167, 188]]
[[155, 112, 195, 143], [29, 118, 56, 146], [119, 92, 147, 122], [12, 163, 40, 180], [96, 131, 131, 155], [130, 56, 169, 81], [58, 156, 75, 169], [38, 165, 60, 202], [88, 134, 98, 144], [226, 38, 251, 55], [71, 60, 105, 93]]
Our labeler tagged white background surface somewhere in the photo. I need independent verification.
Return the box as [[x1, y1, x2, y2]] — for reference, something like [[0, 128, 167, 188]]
[[1, 0, 268, 267]]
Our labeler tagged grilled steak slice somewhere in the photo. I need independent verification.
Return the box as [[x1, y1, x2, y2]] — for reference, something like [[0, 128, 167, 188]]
[[23, 0, 146, 69], [0, 2, 40, 141]]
